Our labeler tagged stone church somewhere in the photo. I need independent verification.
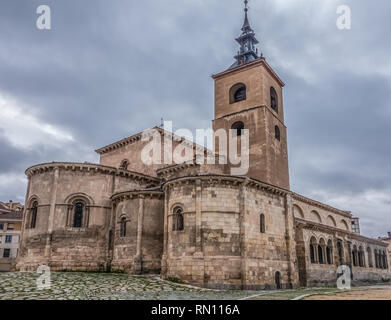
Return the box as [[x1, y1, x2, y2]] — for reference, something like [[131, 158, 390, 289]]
[[17, 2, 390, 289]]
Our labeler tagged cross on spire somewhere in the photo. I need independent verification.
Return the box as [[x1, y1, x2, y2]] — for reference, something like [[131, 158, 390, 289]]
[[229, 0, 261, 69]]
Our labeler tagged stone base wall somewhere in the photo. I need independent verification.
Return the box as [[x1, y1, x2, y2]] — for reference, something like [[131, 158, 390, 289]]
[[352, 268, 391, 284], [165, 256, 242, 289]]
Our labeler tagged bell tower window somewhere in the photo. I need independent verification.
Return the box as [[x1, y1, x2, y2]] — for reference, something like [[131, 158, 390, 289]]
[[275, 125, 281, 141], [270, 87, 278, 112], [231, 121, 245, 136], [229, 83, 247, 104]]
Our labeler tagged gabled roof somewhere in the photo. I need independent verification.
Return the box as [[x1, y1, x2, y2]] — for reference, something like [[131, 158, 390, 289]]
[[95, 126, 213, 156]]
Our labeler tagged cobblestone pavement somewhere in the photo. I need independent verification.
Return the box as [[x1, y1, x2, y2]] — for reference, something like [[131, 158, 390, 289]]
[[1, 272, 390, 300], [0, 272, 260, 300]]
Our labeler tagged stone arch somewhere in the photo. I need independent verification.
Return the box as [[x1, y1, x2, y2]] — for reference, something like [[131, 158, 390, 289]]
[[170, 203, 185, 213], [340, 219, 349, 231], [310, 210, 322, 223], [293, 204, 305, 219], [327, 215, 337, 227], [65, 193, 94, 206], [27, 194, 41, 207]]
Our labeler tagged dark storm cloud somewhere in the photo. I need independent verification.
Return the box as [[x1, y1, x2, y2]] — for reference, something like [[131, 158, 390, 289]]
[[0, 0, 390, 236]]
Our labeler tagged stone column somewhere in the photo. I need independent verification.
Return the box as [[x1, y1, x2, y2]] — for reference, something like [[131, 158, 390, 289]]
[[161, 188, 169, 278], [194, 179, 203, 256], [239, 179, 249, 289], [284, 194, 298, 288], [134, 194, 145, 274], [106, 174, 117, 271], [193, 179, 204, 287], [44, 167, 59, 259]]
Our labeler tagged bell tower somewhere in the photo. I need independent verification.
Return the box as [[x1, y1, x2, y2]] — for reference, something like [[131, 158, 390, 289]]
[[212, 0, 290, 190]]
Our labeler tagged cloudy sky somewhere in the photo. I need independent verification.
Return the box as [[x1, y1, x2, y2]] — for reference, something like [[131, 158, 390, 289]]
[[0, 0, 390, 237]]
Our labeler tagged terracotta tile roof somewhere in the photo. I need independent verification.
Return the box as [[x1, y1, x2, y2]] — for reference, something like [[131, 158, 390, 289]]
[[0, 211, 23, 220]]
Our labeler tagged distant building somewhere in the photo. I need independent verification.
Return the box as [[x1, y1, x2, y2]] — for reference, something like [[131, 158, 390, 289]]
[[351, 217, 360, 234], [378, 232, 391, 269], [0, 202, 23, 271]]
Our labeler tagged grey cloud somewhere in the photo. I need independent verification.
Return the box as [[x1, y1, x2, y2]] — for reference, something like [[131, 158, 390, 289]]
[[0, 0, 390, 236]]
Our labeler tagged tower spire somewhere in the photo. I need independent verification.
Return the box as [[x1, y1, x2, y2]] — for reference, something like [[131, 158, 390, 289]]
[[230, 0, 260, 69]]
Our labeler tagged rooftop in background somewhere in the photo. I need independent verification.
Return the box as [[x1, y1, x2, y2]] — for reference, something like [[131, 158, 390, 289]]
[[0, 211, 23, 221], [378, 232, 391, 242], [0, 200, 24, 215]]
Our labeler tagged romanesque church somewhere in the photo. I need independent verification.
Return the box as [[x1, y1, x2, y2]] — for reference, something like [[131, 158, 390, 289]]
[[16, 2, 390, 289]]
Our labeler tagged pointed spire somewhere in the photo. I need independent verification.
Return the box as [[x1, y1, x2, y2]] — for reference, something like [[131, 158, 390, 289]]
[[242, 0, 251, 32], [229, 0, 261, 69]]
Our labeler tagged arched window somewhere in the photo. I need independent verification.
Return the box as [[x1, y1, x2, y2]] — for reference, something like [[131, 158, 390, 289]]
[[120, 160, 129, 170], [381, 251, 386, 269], [310, 244, 316, 263], [260, 214, 265, 233], [326, 240, 333, 264], [318, 245, 324, 264], [73, 202, 84, 228], [337, 240, 344, 264], [374, 249, 379, 268], [231, 121, 245, 137], [352, 245, 358, 267], [229, 83, 246, 104], [172, 207, 184, 231], [270, 87, 278, 112], [358, 246, 365, 267], [120, 217, 127, 237], [274, 125, 280, 141], [318, 239, 326, 264], [310, 237, 317, 263], [30, 201, 38, 229]]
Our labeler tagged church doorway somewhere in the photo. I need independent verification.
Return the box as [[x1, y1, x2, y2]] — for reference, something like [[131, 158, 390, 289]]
[[275, 271, 281, 289]]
